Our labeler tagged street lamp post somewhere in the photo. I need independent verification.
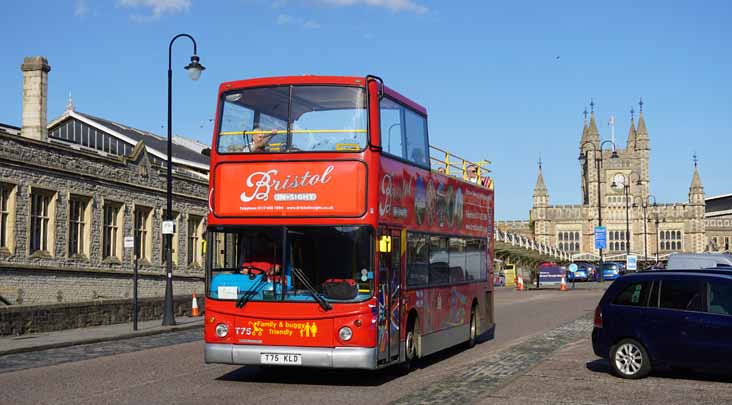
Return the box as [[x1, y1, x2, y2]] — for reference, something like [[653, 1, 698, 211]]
[[163, 34, 205, 326], [654, 213, 660, 263], [579, 139, 618, 282], [617, 172, 642, 258], [633, 195, 656, 265]]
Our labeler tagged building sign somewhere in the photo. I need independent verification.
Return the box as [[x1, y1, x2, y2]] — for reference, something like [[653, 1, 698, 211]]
[[594, 226, 607, 249], [213, 161, 367, 217], [627, 255, 637, 271]]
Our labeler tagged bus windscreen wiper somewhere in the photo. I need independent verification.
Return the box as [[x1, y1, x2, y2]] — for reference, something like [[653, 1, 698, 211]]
[[236, 275, 267, 308], [291, 267, 332, 311]]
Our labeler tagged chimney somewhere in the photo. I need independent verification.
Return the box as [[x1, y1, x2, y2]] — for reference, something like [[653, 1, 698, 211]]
[[20, 56, 51, 141]]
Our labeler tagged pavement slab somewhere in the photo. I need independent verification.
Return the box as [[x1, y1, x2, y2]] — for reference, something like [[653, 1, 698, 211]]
[[392, 315, 594, 405], [489, 333, 732, 404], [0, 316, 202, 356]]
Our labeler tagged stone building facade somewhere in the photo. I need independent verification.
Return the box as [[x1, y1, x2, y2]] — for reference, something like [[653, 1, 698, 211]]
[[498, 102, 709, 262], [705, 194, 732, 253], [0, 56, 210, 305]]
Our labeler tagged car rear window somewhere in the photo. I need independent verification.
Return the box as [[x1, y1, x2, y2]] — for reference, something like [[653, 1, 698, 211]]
[[659, 279, 706, 312], [612, 282, 650, 306], [709, 281, 732, 316]]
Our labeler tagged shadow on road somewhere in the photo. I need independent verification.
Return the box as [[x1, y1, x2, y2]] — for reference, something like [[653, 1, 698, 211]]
[[586, 358, 732, 384], [216, 328, 496, 386]]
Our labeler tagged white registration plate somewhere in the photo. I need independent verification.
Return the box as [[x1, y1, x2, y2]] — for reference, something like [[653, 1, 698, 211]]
[[260, 353, 302, 365]]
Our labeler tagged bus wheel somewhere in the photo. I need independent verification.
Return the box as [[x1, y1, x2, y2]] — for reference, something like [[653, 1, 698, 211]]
[[401, 315, 417, 373], [467, 304, 477, 348]]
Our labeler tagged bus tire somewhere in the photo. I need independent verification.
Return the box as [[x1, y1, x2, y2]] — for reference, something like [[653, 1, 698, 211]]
[[466, 303, 478, 348], [401, 314, 418, 373]]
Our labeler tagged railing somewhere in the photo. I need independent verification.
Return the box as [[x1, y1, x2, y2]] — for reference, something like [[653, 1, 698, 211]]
[[429, 145, 491, 184], [494, 229, 572, 261]]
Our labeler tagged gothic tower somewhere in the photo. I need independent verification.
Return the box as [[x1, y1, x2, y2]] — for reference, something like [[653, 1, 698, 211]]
[[635, 100, 650, 199], [531, 161, 550, 245], [687, 158, 706, 252], [580, 105, 601, 210]]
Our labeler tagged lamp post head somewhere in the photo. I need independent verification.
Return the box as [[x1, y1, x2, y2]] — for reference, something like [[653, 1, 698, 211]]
[[610, 150, 619, 159], [184, 55, 205, 81], [578, 152, 586, 161]]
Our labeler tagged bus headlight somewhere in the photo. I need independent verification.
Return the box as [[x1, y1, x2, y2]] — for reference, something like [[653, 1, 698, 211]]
[[215, 323, 229, 338], [338, 326, 353, 341]]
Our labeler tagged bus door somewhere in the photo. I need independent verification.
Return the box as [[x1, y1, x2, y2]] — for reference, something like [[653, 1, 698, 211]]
[[377, 228, 402, 364]]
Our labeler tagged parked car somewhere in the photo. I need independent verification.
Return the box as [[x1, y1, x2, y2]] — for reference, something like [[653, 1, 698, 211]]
[[570, 262, 597, 281], [566, 267, 589, 282], [666, 253, 732, 270], [592, 269, 732, 379], [594, 262, 622, 281]]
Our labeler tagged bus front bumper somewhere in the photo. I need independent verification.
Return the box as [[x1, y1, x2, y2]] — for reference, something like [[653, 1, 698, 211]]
[[205, 343, 378, 369]]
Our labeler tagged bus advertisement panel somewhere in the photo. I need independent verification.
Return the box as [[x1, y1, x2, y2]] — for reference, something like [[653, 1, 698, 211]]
[[212, 160, 367, 217], [378, 157, 493, 238]]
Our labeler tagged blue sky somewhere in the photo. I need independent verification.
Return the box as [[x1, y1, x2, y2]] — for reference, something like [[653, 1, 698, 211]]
[[1, 0, 731, 219]]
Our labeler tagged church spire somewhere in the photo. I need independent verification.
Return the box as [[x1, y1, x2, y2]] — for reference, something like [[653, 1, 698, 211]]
[[534, 157, 549, 197], [626, 107, 637, 150], [635, 98, 649, 150], [688, 153, 704, 208], [580, 107, 589, 145], [690, 153, 703, 190], [585, 100, 600, 144]]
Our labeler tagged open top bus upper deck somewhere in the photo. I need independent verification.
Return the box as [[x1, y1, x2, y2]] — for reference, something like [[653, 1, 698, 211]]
[[207, 75, 491, 230]]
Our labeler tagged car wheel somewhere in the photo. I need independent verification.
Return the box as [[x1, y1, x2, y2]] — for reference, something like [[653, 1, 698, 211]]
[[610, 339, 651, 379]]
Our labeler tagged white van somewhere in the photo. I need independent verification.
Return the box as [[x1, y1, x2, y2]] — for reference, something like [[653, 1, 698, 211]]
[[666, 253, 732, 270]]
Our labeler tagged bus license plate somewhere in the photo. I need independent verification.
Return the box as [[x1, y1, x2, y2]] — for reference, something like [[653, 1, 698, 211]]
[[260, 353, 302, 365]]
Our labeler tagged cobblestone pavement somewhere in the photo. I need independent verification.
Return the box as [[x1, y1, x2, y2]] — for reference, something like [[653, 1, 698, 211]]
[[488, 335, 732, 404], [0, 329, 202, 374], [392, 315, 594, 405]]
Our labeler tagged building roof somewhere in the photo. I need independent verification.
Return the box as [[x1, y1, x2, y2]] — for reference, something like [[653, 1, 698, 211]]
[[76, 112, 210, 167], [706, 194, 732, 215], [0, 123, 20, 136]]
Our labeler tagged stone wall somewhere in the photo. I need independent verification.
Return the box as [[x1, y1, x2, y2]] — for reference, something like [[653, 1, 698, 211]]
[[0, 266, 202, 306], [0, 294, 205, 336], [0, 131, 208, 305]]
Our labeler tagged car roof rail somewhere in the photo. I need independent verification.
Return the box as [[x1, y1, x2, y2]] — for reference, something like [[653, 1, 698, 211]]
[[637, 268, 732, 276]]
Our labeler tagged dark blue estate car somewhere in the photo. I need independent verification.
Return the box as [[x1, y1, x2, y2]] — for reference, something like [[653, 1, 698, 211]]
[[592, 270, 732, 379]]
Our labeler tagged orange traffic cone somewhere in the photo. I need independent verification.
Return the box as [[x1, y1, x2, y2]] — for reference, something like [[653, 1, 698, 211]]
[[560, 277, 568, 291], [516, 275, 524, 291], [191, 293, 201, 317]]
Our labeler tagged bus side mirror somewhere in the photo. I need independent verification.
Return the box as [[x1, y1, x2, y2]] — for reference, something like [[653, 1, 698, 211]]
[[378, 235, 392, 253]]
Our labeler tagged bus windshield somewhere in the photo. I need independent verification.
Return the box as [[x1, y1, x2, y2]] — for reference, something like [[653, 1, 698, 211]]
[[217, 85, 367, 154], [208, 226, 373, 303]]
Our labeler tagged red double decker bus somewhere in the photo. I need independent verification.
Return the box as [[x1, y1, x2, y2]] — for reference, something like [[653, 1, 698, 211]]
[[204, 75, 495, 369]]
